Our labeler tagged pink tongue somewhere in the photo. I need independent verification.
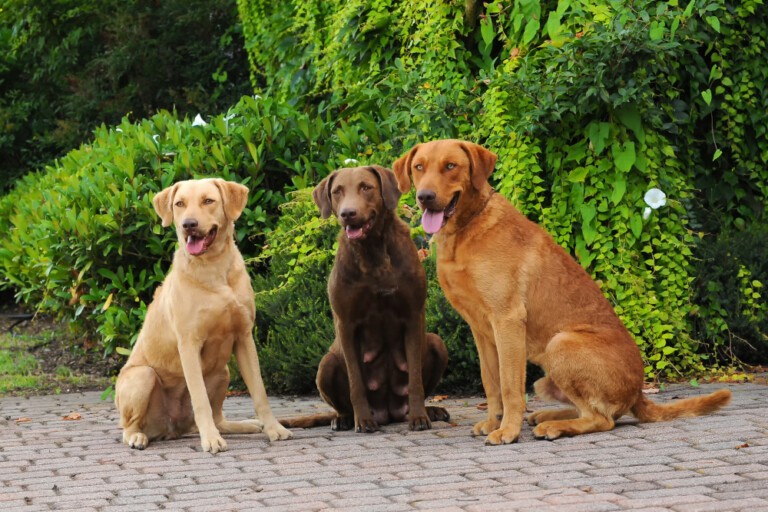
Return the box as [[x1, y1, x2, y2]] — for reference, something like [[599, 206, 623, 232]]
[[345, 225, 364, 239], [187, 236, 206, 255], [421, 209, 445, 234]]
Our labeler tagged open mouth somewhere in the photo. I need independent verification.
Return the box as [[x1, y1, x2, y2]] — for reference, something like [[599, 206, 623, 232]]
[[421, 192, 459, 235], [185, 226, 218, 256], [344, 218, 374, 240]]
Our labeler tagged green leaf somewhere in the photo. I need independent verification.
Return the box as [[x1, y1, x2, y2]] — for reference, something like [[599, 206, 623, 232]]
[[568, 166, 590, 183], [705, 16, 721, 33], [523, 18, 540, 46], [630, 215, 643, 239], [612, 141, 636, 173], [480, 18, 495, 47], [615, 104, 645, 144], [701, 89, 712, 105], [712, 148, 722, 161], [610, 177, 626, 205], [587, 121, 611, 155]]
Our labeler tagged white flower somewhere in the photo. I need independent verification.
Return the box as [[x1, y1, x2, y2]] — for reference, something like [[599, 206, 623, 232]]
[[115, 128, 123, 133], [644, 188, 666, 209], [253, 94, 262, 100], [192, 114, 207, 127], [643, 207, 652, 220], [344, 158, 359, 165]]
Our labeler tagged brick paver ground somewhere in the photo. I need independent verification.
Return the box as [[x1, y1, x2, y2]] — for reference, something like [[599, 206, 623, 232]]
[[1, 381, 766, 511]]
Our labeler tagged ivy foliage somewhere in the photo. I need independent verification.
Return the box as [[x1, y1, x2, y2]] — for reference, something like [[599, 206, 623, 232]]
[[238, 0, 767, 378]]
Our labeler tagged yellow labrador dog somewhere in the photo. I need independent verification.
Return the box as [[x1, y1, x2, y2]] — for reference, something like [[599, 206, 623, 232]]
[[115, 178, 292, 453]]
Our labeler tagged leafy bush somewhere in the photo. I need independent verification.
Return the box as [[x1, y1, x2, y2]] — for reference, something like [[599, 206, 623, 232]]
[[0, 95, 351, 354], [0, 0, 249, 189], [691, 223, 768, 364], [252, 189, 338, 394]]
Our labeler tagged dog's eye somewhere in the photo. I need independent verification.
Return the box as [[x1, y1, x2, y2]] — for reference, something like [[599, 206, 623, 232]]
[[446, 163, 456, 170], [361, 184, 372, 192], [414, 164, 424, 172], [174, 201, 184, 208], [203, 198, 215, 205], [332, 187, 342, 196]]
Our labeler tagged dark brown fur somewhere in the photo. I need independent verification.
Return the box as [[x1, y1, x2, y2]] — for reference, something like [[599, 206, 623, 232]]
[[280, 166, 449, 432]]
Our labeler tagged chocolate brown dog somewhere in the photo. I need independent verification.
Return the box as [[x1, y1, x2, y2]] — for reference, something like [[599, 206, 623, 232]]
[[281, 166, 450, 432]]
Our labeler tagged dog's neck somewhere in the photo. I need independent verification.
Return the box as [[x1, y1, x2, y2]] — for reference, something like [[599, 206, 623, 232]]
[[448, 184, 495, 235], [340, 210, 398, 293]]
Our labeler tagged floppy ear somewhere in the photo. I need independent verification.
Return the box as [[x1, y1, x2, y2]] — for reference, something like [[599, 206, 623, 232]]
[[367, 165, 401, 211], [460, 141, 498, 190], [312, 171, 337, 219], [392, 144, 420, 193], [152, 183, 179, 227], [214, 179, 249, 222]]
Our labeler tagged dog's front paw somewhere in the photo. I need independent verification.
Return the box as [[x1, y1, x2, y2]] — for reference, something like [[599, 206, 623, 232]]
[[409, 414, 432, 431], [355, 417, 379, 433], [125, 432, 149, 450], [264, 421, 293, 441], [201, 434, 228, 454], [484, 426, 521, 445], [472, 418, 500, 437]]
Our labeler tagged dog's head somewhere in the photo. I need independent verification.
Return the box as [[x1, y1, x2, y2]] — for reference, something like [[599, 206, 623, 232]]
[[393, 139, 497, 234], [152, 178, 248, 257], [312, 165, 400, 241]]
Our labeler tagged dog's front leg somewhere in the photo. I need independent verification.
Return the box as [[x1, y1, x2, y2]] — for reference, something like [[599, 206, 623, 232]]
[[485, 306, 528, 445], [404, 312, 430, 431], [178, 342, 227, 453], [234, 336, 293, 441], [336, 315, 377, 433]]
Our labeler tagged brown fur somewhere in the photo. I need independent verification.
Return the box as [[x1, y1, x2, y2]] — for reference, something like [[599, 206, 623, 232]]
[[280, 166, 450, 432], [393, 139, 732, 444], [114, 178, 292, 453]]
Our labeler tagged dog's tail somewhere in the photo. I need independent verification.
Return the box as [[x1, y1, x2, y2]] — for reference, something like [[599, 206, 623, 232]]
[[279, 413, 336, 429], [631, 388, 732, 423]]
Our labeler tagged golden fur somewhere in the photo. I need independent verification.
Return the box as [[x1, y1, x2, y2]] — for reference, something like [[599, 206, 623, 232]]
[[393, 139, 732, 445], [114, 178, 292, 453]]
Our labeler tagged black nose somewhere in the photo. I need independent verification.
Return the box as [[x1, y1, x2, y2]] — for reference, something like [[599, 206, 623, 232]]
[[182, 218, 198, 231], [417, 189, 436, 205], [339, 208, 356, 221]]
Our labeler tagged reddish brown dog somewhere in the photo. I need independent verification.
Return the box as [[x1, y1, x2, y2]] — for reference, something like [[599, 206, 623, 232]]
[[393, 139, 731, 445], [281, 166, 449, 432]]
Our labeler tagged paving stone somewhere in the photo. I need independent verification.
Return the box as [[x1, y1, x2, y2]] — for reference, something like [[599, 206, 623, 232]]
[[0, 382, 765, 510]]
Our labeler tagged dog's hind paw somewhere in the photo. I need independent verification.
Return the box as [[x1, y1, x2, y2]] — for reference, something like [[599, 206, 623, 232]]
[[264, 422, 293, 441], [426, 406, 450, 423]]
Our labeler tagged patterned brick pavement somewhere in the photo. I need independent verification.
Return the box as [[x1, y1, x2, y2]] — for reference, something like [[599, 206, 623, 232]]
[[1, 381, 766, 511]]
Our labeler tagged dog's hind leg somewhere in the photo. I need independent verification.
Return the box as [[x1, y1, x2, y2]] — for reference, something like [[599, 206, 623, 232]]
[[115, 365, 168, 450], [316, 351, 355, 431]]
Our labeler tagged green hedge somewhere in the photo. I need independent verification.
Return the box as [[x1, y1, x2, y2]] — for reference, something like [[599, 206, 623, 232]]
[[0, 95, 353, 354]]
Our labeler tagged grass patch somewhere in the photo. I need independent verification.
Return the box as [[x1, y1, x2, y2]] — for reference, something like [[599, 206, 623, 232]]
[[0, 317, 118, 397]]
